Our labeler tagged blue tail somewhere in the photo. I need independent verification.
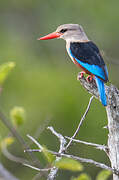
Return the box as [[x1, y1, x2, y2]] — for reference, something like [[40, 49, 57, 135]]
[[95, 76, 107, 106]]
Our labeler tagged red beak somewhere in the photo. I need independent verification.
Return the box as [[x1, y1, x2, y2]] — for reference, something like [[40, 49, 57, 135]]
[[37, 32, 61, 40]]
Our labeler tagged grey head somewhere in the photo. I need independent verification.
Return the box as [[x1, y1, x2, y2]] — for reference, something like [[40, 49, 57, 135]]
[[56, 24, 89, 42]]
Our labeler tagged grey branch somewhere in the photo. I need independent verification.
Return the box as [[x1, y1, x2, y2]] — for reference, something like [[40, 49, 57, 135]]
[[65, 96, 94, 150], [26, 134, 43, 151], [47, 126, 67, 180], [25, 147, 118, 175], [47, 126, 67, 153], [78, 73, 119, 180], [49, 151, 116, 174], [23, 163, 51, 172], [27, 127, 67, 180], [46, 97, 93, 179], [65, 136, 108, 152]]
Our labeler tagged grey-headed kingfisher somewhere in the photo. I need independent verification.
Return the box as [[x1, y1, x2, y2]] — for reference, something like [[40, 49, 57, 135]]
[[38, 24, 108, 106]]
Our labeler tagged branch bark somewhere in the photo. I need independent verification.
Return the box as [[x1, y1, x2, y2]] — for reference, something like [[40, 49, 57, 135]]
[[77, 73, 119, 180]]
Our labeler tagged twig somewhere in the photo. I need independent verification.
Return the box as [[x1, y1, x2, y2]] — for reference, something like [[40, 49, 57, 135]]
[[47, 127, 67, 180], [65, 136, 108, 152], [26, 134, 43, 151], [47, 126, 66, 153], [26, 129, 66, 180], [23, 163, 51, 172], [65, 96, 94, 150]]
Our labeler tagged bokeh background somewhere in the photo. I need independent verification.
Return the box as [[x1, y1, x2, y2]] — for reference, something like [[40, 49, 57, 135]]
[[0, 0, 119, 179]]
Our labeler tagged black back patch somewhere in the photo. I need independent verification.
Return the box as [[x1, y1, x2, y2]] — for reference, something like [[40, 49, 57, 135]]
[[70, 41, 105, 67]]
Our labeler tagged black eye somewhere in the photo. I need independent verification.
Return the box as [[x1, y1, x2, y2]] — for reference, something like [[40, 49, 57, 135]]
[[60, 29, 68, 33]]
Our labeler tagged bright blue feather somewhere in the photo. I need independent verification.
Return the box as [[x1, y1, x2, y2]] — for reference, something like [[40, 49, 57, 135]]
[[95, 76, 107, 106], [69, 48, 107, 106], [69, 48, 107, 81]]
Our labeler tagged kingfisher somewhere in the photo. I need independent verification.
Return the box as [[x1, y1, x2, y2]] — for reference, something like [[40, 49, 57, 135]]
[[38, 24, 108, 106]]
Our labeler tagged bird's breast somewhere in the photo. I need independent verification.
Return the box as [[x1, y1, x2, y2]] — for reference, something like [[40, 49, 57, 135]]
[[66, 42, 76, 63]]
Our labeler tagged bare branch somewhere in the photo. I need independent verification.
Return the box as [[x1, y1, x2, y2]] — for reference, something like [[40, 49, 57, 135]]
[[65, 136, 108, 152], [27, 128, 66, 180], [65, 96, 94, 150], [51, 151, 115, 174], [26, 134, 43, 151], [47, 126, 66, 153], [47, 126, 67, 180], [23, 163, 51, 172], [25, 147, 118, 175]]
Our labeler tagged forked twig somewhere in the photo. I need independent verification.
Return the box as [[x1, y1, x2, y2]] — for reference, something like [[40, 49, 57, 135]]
[[65, 96, 94, 150]]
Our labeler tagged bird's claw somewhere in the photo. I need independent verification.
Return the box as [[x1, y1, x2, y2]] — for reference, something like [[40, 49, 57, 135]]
[[77, 71, 85, 80], [86, 75, 93, 83]]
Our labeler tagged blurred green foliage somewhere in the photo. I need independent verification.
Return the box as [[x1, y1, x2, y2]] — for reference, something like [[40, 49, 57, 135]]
[[42, 145, 55, 163], [0, 0, 118, 179], [96, 170, 112, 180], [10, 106, 25, 128], [0, 62, 15, 85], [54, 158, 83, 172], [71, 173, 91, 180]]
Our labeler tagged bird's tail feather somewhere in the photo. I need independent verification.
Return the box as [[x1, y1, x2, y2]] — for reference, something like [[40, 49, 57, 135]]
[[95, 76, 107, 106]]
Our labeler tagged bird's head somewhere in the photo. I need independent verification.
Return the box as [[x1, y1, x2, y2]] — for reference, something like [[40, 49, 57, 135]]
[[38, 24, 89, 42]]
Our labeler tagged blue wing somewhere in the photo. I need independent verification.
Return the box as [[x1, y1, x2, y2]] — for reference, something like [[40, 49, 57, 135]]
[[95, 76, 107, 106], [69, 41, 108, 82]]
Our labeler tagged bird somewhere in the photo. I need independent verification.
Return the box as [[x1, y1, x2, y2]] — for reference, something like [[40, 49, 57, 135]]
[[38, 24, 108, 106]]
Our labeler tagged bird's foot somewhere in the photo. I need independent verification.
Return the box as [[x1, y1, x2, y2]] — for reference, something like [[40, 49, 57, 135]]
[[86, 75, 94, 83], [77, 71, 85, 80]]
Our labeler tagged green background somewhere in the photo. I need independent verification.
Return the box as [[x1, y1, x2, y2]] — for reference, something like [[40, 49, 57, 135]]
[[0, 0, 119, 179]]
